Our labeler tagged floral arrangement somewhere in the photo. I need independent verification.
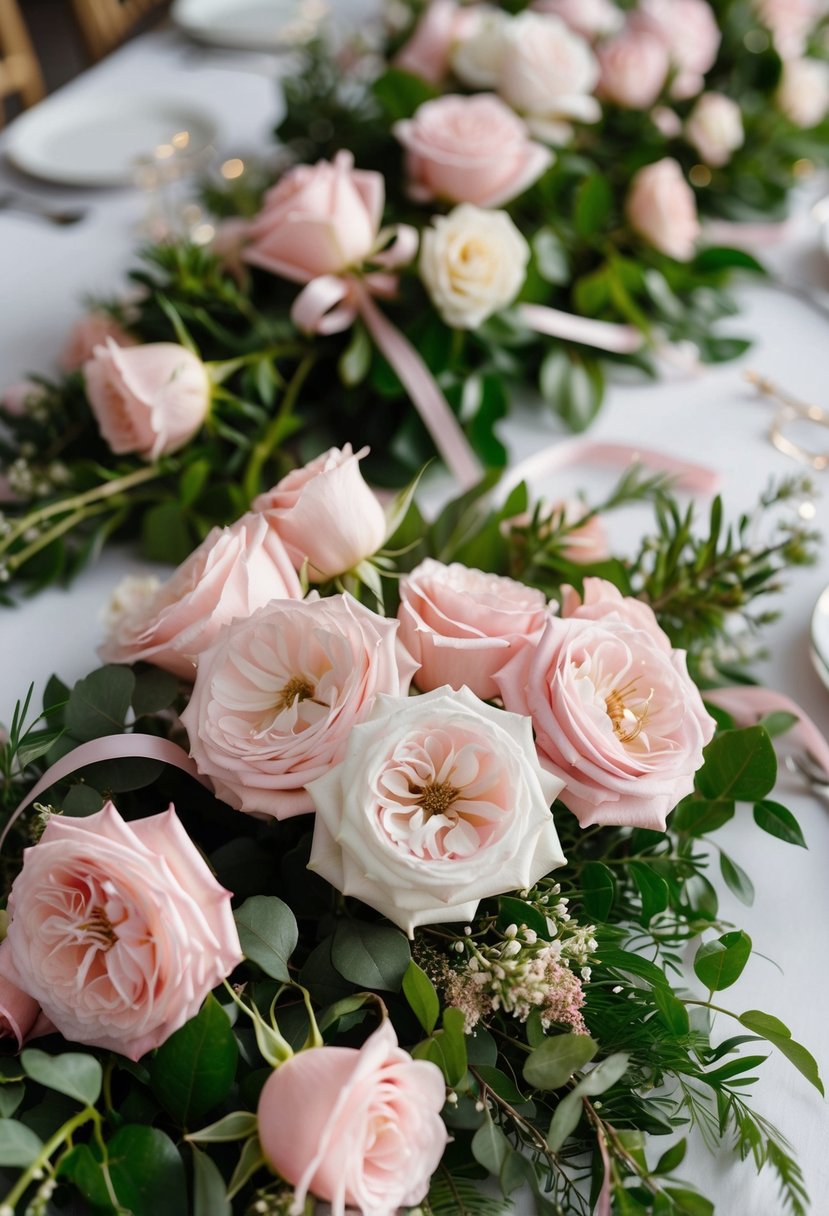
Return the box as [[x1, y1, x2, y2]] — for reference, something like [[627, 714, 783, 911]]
[[2, 0, 828, 598], [0, 444, 823, 1215]]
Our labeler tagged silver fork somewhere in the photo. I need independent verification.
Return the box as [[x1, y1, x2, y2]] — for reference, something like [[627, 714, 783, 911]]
[[0, 192, 88, 227], [785, 752, 829, 803]]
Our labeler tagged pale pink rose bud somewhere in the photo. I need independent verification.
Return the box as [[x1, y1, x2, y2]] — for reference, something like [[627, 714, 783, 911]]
[[253, 444, 387, 581], [244, 151, 383, 282], [60, 311, 137, 374], [307, 685, 565, 933], [635, 0, 721, 99], [532, 0, 624, 41], [0, 938, 44, 1049], [394, 94, 553, 207], [650, 104, 683, 137], [754, 0, 823, 59], [181, 593, 417, 819], [84, 338, 210, 460], [496, 595, 716, 830], [626, 158, 700, 261], [258, 1022, 448, 1216], [598, 28, 670, 109], [397, 558, 549, 700], [99, 512, 302, 679], [2, 380, 44, 417], [685, 92, 744, 166], [4, 802, 243, 1060], [496, 13, 602, 144], [394, 0, 480, 83], [777, 57, 829, 127]]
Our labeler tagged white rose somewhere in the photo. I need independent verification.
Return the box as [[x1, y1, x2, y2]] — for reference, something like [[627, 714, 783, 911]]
[[450, 8, 508, 88], [496, 12, 602, 144], [533, 0, 624, 41], [684, 92, 744, 165], [777, 57, 829, 127], [307, 685, 565, 935], [420, 204, 530, 329]]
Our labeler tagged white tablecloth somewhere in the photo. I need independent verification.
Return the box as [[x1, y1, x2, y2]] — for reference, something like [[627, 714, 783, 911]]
[[0, 25, 827, 1216]]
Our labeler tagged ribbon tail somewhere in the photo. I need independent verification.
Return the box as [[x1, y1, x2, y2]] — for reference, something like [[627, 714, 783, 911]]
[[519, 303, 644, 355], [0, 734, 208, 854], [354, 282, 483, 490], [704, 686, 829, 782]]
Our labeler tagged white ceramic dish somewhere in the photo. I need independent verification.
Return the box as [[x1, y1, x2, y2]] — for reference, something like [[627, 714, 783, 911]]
[[171, 0, 321, 51], [810, 582, 829, 692], [6, 94, 217, 187]]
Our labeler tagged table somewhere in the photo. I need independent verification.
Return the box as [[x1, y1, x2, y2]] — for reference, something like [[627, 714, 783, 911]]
[[1, 24, 828, 1216]]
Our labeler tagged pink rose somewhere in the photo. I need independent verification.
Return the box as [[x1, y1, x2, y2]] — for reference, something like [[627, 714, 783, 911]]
[[394, 0, 479, 83], [598, 27, 670, 110], [777, 57, 829, 127], [634, 0, 721, 99], [495, 13, 602, 143], [254, 444, 387, 581], [560, 577, 669, 648], [754, 0, 823, 59], [244, 151, 383, 283], [532, 0, 624, 40], [308, 685, 565, 933], [99, 512, 302, 679], [495, 603, 715, 829], [626, 158, 700, 261], [2, 380, 44, 417], [685, 92, 744, 166], [0, 939, 48, 1049], [181, 593, 417, 819], [4, 802, 242, 1059], [397, 558, 550, 700], [60, 311, 137, 374], [394, 94, 553, 207], [84, 338, 211, 460], [258, 1021, 448, 1216]]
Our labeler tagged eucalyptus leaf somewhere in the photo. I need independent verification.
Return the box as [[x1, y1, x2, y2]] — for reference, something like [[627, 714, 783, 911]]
[[523, 1034, 597, 1091], [331, 920, 410, 992], [0, 1118, 43, 1167], [402, 959, 439, 1034], [65, 665, 135, 741], [21, 1049, 102, 1107], [234, 895, 298, 981]]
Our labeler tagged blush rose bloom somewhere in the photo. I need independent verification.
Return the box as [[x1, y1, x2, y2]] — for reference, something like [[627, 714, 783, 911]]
[[685, 92, 744, 166], [494, 13, 602, 143], [560, 577, 669, 645], [394, 94, 553, 208], [2, 380, 44, 417], [634, 0, 721, 100], [398, 558, 549, 700], [626, 158, 700, 261], [307, 686, 566, 934], [419, 204, 530, 329], [394, 0, 480, 83], [777, 58, 829, 127], [244, 151, 382, 283], [253, 444, 387, 581], [754, 0, 823, 59], [4, 802, 242, 1060], [503, 503, 610, 565], [532, 0, 624, 40], [495, 589, 715, 829], [181, 593, 417, 820], [450, 9, 508, 87], [99, 512, 302, 679], [60, 311, 137, 373], [258, 1021, 448, 1216], [84, 338, 211, 460], [598, 28, 670, 109]]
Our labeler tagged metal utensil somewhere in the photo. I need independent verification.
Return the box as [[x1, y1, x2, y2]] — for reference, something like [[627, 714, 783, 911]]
[[785, 752, 829, 803], [0, 192, 88, 227]]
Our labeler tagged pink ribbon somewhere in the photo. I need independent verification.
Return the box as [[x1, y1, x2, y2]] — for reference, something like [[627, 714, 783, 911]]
[[518, 303, 645, 355], [705, 686, 829, 781], [499, 439, 721, 500], [0, 734, 206, 853]]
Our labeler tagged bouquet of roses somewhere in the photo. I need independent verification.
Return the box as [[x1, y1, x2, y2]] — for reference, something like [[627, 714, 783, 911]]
[[0, 444, 822, 1215]]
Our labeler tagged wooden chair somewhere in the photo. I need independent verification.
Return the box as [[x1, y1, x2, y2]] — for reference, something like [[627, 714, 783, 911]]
[[71, 0, 170, 62], [0, 0, 45, 125]]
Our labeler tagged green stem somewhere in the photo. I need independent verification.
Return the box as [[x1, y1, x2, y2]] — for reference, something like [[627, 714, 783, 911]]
[[7, 501, 112, 573], [3, 1106, 97, 1209], [207, 342, 307, 386], [242, 351, 317, 503]]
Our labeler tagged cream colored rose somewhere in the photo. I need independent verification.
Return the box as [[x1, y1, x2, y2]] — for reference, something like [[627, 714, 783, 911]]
[[777, 58, 829, 127], [685, 92, 744, 166], [419, 204, 530, 329], [451, 9, 508, 87]]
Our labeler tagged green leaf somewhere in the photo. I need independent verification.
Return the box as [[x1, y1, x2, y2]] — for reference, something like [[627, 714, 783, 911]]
[[187, 1111, 259, 1144], [758, 710, 799, 738], [630, 861, 669, 925], [738, 1010, 824, 1095], [671, 797, 735, 836], [580, 861, 616, 920], [141, 501, 195, 564], [372, 67, 438, 121], [719, 851, 755, 906], [179, 459, 211, 508], [577, 1052, 630, 1096], [473, 1065, 525, 1105], [21, 1049, 102, 1107], [331, 920, 411, 992], [0, 1118, 43, 1167], [402, 960, 439, 1034], [693, 246, 765, 274], [655, 1138, 687, 1175], [65, 665, 135, 741], [62, 783, 105, 817], [663, 1188, 715, 1216], [150, 995, 238, 1125], [497, 895, 550, 941], [0, 1083, 23, 1118], [192, 1145, 231, 1216], [693, 930, 752, 991], [16, 729, 64, 769], [107, 1125, 188, 1216], [227, 1135, 266, 1200], [234, 895, 298, 981], [546, 1090, 583, 1152], [57, 1144, 111, 1207], [471, 1118, 512, 1176], [338, 320, 372, 387], [412, 1007, 467, 1086], [652, 986, 690, 1036], [540, 348, 604, 432], [574, 174, 612, 238], [523, 1033, 598, 1091], [753, 800, 807, 847], [132, 668, 179, 717], [533, 229, 570, 285], [695, 726, 777, 801]]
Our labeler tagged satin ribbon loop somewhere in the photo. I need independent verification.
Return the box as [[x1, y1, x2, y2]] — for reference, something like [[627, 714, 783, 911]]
[[518, 303, 645, 356], [370, 223, 419, 270], [291, 275, 358, 336], [704, 687, 829, 782]]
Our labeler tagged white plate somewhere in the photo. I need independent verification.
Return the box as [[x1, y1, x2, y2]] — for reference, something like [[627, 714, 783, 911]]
[[810, 582, 829, 691], [172, 0, 322, 51], [6, 94, 217, 187]]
